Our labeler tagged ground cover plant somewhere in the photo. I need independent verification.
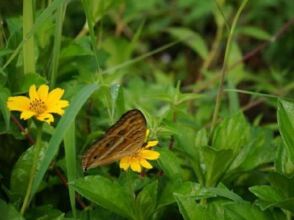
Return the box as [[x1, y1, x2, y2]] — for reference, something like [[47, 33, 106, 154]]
[[0, 0, 294, 219]]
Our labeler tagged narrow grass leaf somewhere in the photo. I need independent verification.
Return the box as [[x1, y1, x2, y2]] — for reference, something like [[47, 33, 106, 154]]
[[64, 123, 76, 217], [31, 83, 99, 196]]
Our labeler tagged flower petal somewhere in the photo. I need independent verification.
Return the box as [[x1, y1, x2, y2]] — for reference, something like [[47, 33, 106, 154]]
[[145, 140, 158, 148], [20, 111, 36, 120], [139, 150, 160, 160], [37, 113, 54, 124], [7, 96, 30, 111], [140, 158, 153, 169], [29, 85, 38, 100], [130, 158, 142, 172], [37, 84, 49, 101], [119, 157, 130, 170], [47, 88, 64, 105], [47, 100, 69, 115]]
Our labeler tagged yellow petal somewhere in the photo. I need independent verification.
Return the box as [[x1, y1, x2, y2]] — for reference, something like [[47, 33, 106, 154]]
[[47, 88, 64, 105], [47, 100, 69, 115], [37, 113, 54, 124], [37, 84, 49, 101], [7, 96, 30, 111], [145, 140, 158, 148], [130, 158, 141, 172], [139, 150, 160, 160], [29, 85, 38, 100], [119, 157, 130, 170], [57, 100, 69, 108], [20, 111, 36, 120], [140, 158, 152, 169]]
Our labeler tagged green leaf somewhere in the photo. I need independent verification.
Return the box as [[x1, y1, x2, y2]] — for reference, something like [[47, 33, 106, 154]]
[[277, 99, 294, 163], [229, 128, 275, 172], [224, 202, 272, 220], [212, 113, 249, 154], [26, 205, 64, 220], [71, 175, 135, 219], [249, 173, 294, 212], [11, 73, 47, 94], [238, 26, 271, 41], [158, 180, 200, 208], [168, 27, 208, 59], [157, 148, 183, 179], [0, 199, 24, 220], [275, 140, 294, 177], [0, 86, 10, 130], [202, 147, 234, 187], [10, 142, 48, 200], [175, 195, 224, 220], [32, 83, 98, 197], [63, 123, 77, 217], [136, 180, 158, 220]]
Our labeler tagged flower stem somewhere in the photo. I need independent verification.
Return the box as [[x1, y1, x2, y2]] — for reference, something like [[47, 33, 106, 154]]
[[20, 124, 43, 215], [23, 0, 36, 74], [209, 0, 248, 137]]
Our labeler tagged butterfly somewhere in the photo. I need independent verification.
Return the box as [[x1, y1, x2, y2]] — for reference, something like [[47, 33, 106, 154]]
[[82, 109, 147, 171]]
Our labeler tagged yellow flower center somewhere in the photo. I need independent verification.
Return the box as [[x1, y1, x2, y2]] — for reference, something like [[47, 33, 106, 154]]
[[29, 98, 47, 115]]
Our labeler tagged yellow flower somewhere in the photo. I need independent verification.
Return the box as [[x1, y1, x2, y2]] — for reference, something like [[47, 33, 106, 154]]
[[119, 130, 160, 173], [7, 84, 69, 124]]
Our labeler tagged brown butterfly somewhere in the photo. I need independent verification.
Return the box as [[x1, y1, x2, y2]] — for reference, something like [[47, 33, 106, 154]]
[[82, 109, 147, 171]]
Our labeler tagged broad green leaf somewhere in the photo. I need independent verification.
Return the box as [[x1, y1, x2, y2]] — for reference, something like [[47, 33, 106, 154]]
[[71, 175, 135, 219], [277, 99, 294, 163], [175, 195, 224, 220], [250, 174, 294, 212], [157, 148, 183, 179], [212, 113, 249, 154], [275, 140, 294, 177], [32, 83, 98, 197], [10, 142, 48, 200], [202, 146, 234, 187], [229, 128, 275, 172], [158, 180, 200, 208], [224, 202, 272, 220], [0, 199, 24, 220], [168, 27, 208, 59], [136, 181, 158, 220]]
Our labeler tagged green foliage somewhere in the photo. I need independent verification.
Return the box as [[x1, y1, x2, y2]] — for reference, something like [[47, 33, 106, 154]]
[[0, 0, 294, 219]]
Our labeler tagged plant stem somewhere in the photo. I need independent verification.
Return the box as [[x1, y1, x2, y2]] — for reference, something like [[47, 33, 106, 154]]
[[50, 0, 67, 87], [20, 124, 43, 215], [23, 0, 36, 74], [209, 0, 248, 137]]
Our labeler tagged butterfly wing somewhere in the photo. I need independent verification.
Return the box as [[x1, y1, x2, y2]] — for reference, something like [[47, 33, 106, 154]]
[[82, 109, 147, 171]]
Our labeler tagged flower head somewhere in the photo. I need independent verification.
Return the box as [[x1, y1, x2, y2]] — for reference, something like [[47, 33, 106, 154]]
[[119, 129, 160, 173], [7, 84, 69, 124]]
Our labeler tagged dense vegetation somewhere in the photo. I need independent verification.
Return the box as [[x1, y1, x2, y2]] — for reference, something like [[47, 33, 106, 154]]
[[0, 0, 294, 219]]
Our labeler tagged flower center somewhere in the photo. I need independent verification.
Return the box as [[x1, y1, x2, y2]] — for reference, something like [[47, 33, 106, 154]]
[[29, 98, 47, 115]]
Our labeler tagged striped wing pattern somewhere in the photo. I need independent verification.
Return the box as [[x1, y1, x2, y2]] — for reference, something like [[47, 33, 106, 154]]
[[82, 109, 147, 171]]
